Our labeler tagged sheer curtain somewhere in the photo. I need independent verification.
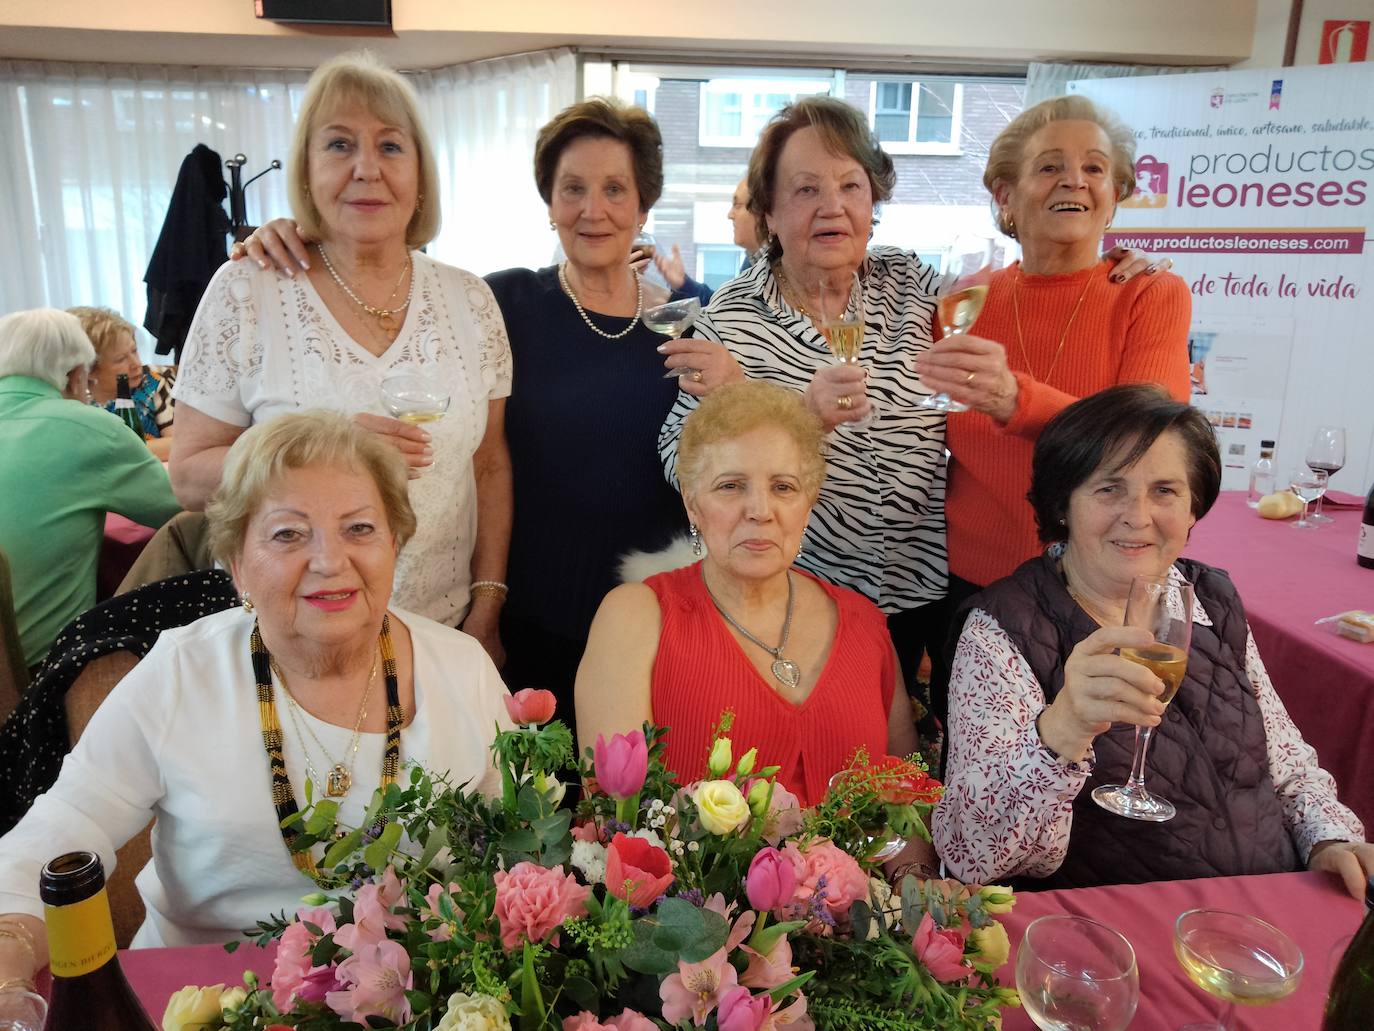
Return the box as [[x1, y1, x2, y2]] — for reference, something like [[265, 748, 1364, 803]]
[[1025, 61, 1224, 108]]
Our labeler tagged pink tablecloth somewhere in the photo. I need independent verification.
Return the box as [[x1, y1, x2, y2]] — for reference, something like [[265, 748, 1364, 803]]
[[97, 513, 157, 600], [1185, 491, 1374, 831], [121, 872, 1360, 1029]]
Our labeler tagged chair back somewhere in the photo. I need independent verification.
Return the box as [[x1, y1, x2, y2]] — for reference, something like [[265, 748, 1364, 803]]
[[116, 511, 213, 596], [64, 650, 149, 948], [0, 545, 29, 724]]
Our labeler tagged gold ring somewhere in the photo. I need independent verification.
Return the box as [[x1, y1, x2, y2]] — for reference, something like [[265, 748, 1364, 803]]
[[836, 395, 853, 410], [965, 371, 977, 385], [691, 370, 704, 384]]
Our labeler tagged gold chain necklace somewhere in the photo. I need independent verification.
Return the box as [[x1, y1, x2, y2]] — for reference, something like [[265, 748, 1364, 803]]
[[773, 263, 822, 321], [318, 244, 415, 334], [271, 653, 378, 798], [557, 262, 643, 340], [1011, 267, 1096, 385]]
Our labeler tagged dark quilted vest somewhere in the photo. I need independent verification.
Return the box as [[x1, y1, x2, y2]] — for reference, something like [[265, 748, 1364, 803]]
[[965, 555, 1300, 889]]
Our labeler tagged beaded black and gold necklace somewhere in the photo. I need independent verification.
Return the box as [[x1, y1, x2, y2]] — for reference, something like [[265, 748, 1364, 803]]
[[251, 614, 402, 884]]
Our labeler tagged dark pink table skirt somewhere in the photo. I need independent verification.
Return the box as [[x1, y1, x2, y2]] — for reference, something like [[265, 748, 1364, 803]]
[[122, 871, 1360, 1029], [97, 513, 156, 600], [1186, 490, 1374, 831]]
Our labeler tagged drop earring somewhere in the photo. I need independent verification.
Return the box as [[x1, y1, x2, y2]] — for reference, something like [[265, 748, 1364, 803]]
[[241, 592, 255, 613], [690, 524, 703, 558]]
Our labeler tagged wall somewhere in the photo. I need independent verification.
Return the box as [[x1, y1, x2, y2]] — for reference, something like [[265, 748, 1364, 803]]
[[1238, 0, 1374, 68]]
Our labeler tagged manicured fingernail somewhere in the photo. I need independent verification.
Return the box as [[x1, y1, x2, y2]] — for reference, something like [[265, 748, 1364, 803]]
[[283, 267, 295, 278], [1111, 273, 1124, 282], [299, 259, 311, 270], [257, 260, 269, 269], [1146, 264, 1159, 274], [422, 445, 434, 456], [656, 344, 667, 353]]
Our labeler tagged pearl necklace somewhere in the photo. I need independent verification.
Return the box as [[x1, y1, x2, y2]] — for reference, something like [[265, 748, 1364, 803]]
[[318, 244, 415, 334], [557, 262, 643, 340]]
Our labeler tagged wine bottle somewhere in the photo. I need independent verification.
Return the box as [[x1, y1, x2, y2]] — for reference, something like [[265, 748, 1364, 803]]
[[40, 851, 156, 1030], [1247, 439, 1276, 508], [1323, 876, 1374, 1029], [1359, 482, 1374, 570], [113, 373, 144, 440]]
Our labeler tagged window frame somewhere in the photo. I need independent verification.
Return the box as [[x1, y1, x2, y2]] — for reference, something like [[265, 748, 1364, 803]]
[[697, 77, 836, 148], [866, 79, 964, 156]]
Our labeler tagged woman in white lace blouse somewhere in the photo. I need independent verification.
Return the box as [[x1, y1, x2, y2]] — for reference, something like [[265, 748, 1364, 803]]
[[170, 52, 512, 662]]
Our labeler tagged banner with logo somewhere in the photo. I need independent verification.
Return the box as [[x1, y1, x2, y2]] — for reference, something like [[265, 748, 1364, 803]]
[[1070, 65, 1374, 492]]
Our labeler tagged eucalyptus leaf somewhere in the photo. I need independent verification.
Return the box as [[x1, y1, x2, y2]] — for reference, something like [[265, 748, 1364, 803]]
[[621, 920, 678, 975], [304, 799, 341, 836], [322, 828, 364, 870]]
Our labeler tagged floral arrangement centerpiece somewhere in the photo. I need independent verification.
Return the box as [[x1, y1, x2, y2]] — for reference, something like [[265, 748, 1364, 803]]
[[167, 691, 1019, 1031]]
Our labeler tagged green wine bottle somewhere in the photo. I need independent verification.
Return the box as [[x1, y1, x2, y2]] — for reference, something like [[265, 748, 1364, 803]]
[[1323, 876, 1374, 1029], [113, 373, 144, 440]]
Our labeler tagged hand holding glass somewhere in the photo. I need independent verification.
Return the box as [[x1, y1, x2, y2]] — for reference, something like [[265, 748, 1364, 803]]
[[920, 238, 992, 412], [380, 370, 449, 475], [1304, 426, 1345, 525], [1016, 915, 1139, 1031], [1289, 468, 1328, 529], [1173, 909, 1302, 1031], [648, 297, 703, 379], [1091, 573, 1194, 823], [818, 272, 871, 429]]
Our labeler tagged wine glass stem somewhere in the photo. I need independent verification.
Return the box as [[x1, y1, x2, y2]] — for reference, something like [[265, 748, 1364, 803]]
[[1126, 725, 1156, 792], [1298, 500, 1310, 526], [1312, 492, 1325, 518], [1214, 997, 1237, 1031]]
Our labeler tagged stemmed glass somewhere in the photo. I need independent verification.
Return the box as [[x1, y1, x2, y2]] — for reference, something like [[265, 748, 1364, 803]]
[[380, 369, 450, 476], [1173, 909, 1303, 1031], [1289, 468, 1329, 530], [647, 297, 703, 379], [1304, 426, 1346, 525], [1092, 573, 1194, 823], [919, 237, 993, 412], [1016, 915, 1140, 1031], [818, 271, 871, 430], [0, 988, 47, 1031]]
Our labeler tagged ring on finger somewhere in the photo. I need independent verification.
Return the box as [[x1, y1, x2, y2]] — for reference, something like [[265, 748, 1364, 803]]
[[965, 371, 976, 385], [691, 370, 704, 384], [836, 394, 853, 411]]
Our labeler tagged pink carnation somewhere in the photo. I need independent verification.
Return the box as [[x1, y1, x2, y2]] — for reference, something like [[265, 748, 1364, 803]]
[[784, 839, 868, 924], [606, 1010, 658, 1031], [492, 861, 591, 950], [911, 913, 969, 983], [563, 1014, 611, 1031]]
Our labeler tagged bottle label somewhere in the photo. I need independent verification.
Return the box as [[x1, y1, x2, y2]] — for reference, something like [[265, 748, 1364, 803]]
[[113, 398, 135, 410], [1361, 523, 1374, 560], [44, 888, 117, 977]]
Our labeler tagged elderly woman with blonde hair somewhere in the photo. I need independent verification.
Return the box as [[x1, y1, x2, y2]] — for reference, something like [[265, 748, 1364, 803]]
[[170, 50, 513, 663], [578, 380, 917, 807], [0, 410, 511, 979], [68, 305, 176, 461]]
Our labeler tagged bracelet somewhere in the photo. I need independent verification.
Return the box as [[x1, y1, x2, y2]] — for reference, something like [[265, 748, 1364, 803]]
[[0, 976, 36, 994], [470, 580, 509, 601]]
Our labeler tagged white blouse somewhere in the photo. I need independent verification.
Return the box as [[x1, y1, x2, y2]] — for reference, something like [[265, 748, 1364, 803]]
[[174, 254, 513, 626]]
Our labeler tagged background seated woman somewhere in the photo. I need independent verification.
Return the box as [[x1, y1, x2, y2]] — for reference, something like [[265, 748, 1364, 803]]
[[0, 410, 511, 989], [69, 305, 176, 462], [577, 380, 918, 809], [934, 384, 1371, 898]]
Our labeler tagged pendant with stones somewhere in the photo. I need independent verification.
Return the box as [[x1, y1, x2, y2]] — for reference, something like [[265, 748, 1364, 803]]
[[326, 764, 352, 797], [771, 658, 801, 689]]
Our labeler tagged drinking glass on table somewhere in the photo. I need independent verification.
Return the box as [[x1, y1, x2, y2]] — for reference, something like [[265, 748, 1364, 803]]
[[1092, 573, 1194, 823], [919, 237, 993, 413], [380, 369, 450, 474], [818, 271, 871, 429], [648, 297, 702, 380], [1173, 909, 1303, 1031], [0, 988, 46, 1031], [1016, 915, 1139, 1031], [1289, 467, 1329, 530], [1304, 426, 1346, 525]]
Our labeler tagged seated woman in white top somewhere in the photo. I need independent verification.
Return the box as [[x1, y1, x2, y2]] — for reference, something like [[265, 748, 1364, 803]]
[[0, 410, 512, 987]]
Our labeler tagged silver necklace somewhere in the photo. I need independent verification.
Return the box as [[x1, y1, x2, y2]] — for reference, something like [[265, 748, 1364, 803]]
[[557, 262, 643, 340], [318, 245, 415, 334], [702, 568, 801, 689]]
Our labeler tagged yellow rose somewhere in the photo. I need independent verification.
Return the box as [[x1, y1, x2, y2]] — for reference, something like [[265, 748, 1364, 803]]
[[162, 983, 226, 1031], [694, 779, 751, 835], [436, 991, 511, 1031], [218, 987, 247, 1013], [978, 884, 1015, 914], [969, 922, 1011, 970]]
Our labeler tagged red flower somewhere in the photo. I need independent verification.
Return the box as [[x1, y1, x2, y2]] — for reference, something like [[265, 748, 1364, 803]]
[[504, 688, 557, 725], [605, 833, 674, 908], [864, 756, 943, 806]]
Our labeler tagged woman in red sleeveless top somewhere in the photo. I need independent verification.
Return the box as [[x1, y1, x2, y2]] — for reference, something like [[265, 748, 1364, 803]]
[[575, 381, 918, 808]]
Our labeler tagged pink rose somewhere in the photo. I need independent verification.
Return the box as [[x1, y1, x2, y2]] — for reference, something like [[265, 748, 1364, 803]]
[[745, 848, 796, 912], [606, 1010, 658, 1031], [605, 833, 674, 908], [505, 688, 557, 725], [717, 986, 771, 1031], [492, 861, 591, 950], [593, 731, 648, 800], [784, 840, 868, 923], [911, 912, 969, 984]]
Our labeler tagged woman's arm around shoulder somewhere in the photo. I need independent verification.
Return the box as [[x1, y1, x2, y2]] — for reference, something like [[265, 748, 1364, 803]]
[[575, 582, 662, 756]]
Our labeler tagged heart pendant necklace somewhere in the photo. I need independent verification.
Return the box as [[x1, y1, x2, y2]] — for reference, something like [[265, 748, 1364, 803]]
[[702, 568, 801, 690]]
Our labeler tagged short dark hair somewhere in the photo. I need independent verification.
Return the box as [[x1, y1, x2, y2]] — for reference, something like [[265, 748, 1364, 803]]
[[533, 98, 664, 212], [747, 95, 896, 262], [1029, 384, 1221, 544]]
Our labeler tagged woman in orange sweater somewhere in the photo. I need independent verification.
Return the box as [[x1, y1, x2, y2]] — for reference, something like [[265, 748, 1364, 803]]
[[915, 95, 1190, 598]]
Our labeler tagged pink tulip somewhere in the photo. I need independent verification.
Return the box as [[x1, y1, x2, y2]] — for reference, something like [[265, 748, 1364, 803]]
[[504, 688, 557, 725], [593, 731, 648, 800], [745, 848, 796, 912], [911, 913, 969, 984], [717, 986, 772, 1031]]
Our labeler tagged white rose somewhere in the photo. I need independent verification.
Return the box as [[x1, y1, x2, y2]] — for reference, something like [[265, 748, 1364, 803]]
[[436, 991, 511, 1031]]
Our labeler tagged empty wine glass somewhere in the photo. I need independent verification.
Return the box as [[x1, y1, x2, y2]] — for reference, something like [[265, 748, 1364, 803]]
[[0, 988, 46, 1031], [1092, 573, 1194, 823], [919, 237, 993, 412], [825, 769, 906, 862], [818, 271, 871, 430], [647, 297, 702, 379], [1304, 426, 1346, 525], [1016, 915, 1139, 1031], [380, 369, 450, 476], [1289, 468, 1329, 529], [1174, 909, 1303, 1031]]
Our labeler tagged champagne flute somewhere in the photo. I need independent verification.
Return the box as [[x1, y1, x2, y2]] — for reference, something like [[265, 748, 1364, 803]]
[[1173, 909, 1303, 1031], [919, 237, 993, 412], [1289, 468, 1329, 530], [380, 369, 450, 476], [647, 297, 703, 379], [1092, 573, 1194, 823], [818, 271, 871, 430], [1304, 426, 1346, 525], [1015, 915, 1139, 1031]]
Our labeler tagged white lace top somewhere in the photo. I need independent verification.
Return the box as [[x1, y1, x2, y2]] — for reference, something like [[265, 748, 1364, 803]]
[[174, 254, 513, 625]]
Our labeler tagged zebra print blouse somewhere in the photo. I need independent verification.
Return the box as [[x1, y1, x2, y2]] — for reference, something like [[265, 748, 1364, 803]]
[[658, 246, 948, 614]]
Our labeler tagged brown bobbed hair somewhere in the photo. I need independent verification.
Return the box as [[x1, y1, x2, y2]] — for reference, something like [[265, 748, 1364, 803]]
[[677, 380, 828, 504], [1029, 384, 1220, 544], [207, 410, 417, 568], [983, 94, 1137, 239], [288, 50, 440, 248], [533, 98, 664, 212], [747, 95, 896, 262]]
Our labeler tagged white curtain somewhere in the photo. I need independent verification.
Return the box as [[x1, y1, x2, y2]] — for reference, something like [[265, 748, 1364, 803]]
[[1025, 61, 1224, 108]]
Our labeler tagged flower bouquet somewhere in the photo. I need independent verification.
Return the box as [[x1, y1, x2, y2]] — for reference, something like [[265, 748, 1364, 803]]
[[170, 692, 1019, 1030]]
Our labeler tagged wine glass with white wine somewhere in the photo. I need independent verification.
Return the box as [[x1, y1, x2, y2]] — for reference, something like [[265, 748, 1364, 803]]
[[380, 369, 450, 475], [647, 296, 703, 379], [818, 271, 870, 429], [919, 237, 993, 412], [1092, 573, 1194, 823], [1173, 909, 1302, 1031]]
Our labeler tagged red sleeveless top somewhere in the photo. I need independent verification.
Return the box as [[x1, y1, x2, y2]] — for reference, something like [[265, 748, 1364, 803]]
[[646, 563, 895, 807]]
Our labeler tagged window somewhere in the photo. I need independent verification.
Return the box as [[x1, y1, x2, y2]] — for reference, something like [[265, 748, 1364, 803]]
[[698, 79, 833, 148], [696, 245, 745, 290], [868, 80, 963, 155]]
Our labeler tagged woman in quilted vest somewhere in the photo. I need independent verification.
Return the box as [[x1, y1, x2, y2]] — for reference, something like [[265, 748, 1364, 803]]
[[934, 383, 1372, 898]]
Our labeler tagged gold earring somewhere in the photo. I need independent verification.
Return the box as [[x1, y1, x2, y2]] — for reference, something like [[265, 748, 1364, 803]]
[[241, 593, 254, 613], [549, 219, 556, 230], [415, 192, 424, 214]]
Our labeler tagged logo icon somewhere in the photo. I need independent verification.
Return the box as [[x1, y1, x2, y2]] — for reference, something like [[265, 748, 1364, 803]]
[[1210, 88, 1225, 109], [1121, 155, 1168, 208], [1269, 79, 1283, 110]]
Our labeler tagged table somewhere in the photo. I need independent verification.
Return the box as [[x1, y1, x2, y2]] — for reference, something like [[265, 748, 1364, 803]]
[[97, 513, 157, 600], [121, 871, 1361, 1029], [1186, 490, 1374, 831]]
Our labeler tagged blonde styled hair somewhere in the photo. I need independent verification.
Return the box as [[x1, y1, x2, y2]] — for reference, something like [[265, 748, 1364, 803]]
[[983, 94, 1137, 238], [288, 50, 440, 247], [206, 410, 417, 567], [678, 381, 827, 502], [67, 306, 136, 366]]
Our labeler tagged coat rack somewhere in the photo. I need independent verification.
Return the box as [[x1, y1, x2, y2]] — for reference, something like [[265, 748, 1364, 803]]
[[225, 154, 282, 241]]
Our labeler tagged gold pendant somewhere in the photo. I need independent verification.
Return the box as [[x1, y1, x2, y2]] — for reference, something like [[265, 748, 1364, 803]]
[[326, 764, 352, 797], [377, 312, 398, 335]]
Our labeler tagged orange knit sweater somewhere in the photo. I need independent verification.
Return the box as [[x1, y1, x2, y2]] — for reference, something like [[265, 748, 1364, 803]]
[[946, 258, 1192, 587]]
